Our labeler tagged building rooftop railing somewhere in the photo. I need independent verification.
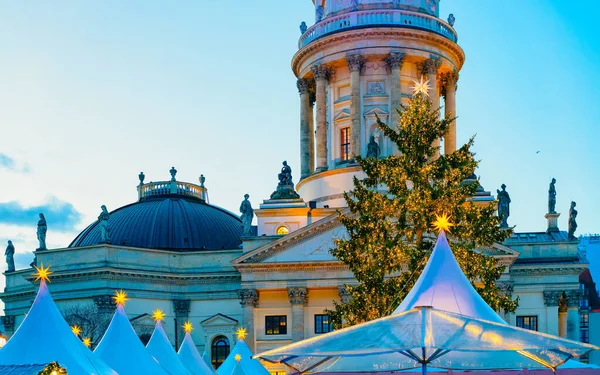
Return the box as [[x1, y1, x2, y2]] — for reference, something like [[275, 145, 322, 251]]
[[299, 9, 457, 48], [138, 180, 207, 201]]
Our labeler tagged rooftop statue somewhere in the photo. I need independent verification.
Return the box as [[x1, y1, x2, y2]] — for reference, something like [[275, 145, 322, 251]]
[[98, 205, 112, 244], [170, 167, 177, 182], [139, 171, 145, 185], [299, 21, 307, 35], [315, 5, 324, 22], [37, 213, 47, 251], [497, 184, 511, 228], [548, 178, 557, 214], [568, 201, 578, 240], [366, 135, 380, 159], [447, 13, 455, 27], [278, 161, 293, 187], [240, 194, 254, 236], [5, 240, 15, 272], [270, 161, 300, 200], [351, 0, 359, 11]]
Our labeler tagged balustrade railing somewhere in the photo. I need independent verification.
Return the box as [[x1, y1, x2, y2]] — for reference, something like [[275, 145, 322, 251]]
[[299, 9, 457, 48], [138, 180, 206, 201]]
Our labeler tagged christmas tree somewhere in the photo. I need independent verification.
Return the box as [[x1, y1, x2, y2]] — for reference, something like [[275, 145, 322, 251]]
[[329, 78, 517, 328]]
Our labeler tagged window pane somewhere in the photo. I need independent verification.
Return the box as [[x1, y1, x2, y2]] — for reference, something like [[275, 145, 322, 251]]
[[266, 316, 287, 335], [211, 336, 230, 370]]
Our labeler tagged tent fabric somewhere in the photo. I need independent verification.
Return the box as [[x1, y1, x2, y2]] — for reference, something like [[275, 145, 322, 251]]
[[256, 306, 597, 373], [202, 351, 216, 374], [0, 364, 53, 375], [0, 282, 117, 375], [216, 339, 270, 375], [393, 231, 506, 324], [146, 321, 193, 375], [178, 332, 215, 375], [94, 304, 170, 375]]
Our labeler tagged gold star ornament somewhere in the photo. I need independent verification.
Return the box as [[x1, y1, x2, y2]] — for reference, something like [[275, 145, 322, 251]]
[[432, 214, 454, 233], [234, 353, 242, 362], [33, 263, 53, 283], [411, 76, 430, 97], [83, 337, 92, 347], [112, 290, 129, 307], [236, 327, 247, 341], [182, 321, 194, 333], [71, 325, 82, 336], [152, 308, 166, 322]]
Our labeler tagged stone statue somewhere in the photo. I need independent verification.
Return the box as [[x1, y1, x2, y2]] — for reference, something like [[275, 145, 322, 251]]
[[447, 13, 456, 27], [278, 161, 293, 187], [170, 166, 177, 181], [5, 240, 15, 272], [568, 201, 578, 240], [497, 184, 511, 228], [98, 205, 111, 244], [36, 213, 47, 250], [351, 0, 359, 11], [548, 178, 557, 214], [299, 21, 307, 34], [315, 5, 324, 22], [366, 135, 380, 159], [239, 194, 254, 236], [138, 171, 145, 185]]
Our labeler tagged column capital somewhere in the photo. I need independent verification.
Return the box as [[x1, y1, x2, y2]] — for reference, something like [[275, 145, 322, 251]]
[[346, 54, 365, 72], [564, 290, 583, 307], [439, 70, 459, 97], [93, 294, 115, 313], [543, 291, 562, 307], [173, 299, 191, 316], [419, 55, 442, 76], [311, 64, 333, 81], [238, 289, 259, 307], [496, 281, 514, 299], [297, 78, 311, 95], [338, 285, 351, 304], [288, 287, 308, 306], [385, 52, 405, 70]]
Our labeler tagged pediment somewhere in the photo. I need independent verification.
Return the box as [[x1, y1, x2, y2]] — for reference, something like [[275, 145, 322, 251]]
[[334, 109, 350, 121], [363, 107, 389, 118], [201, 313, 238, 327]]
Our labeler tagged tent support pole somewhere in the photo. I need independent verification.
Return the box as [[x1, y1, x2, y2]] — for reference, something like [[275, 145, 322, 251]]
[[422, 362, 427, 375]]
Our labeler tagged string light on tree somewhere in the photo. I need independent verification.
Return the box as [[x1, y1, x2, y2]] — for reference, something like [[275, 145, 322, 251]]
[[112, 290, 129, 306], [33, 263, 53, 283]]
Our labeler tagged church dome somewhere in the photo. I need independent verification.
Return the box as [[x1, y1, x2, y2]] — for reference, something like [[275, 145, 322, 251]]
[[69, 170, 243, 251]]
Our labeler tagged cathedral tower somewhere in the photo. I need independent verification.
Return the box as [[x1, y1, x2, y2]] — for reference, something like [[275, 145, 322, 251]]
[[294, 0, 464, 208]]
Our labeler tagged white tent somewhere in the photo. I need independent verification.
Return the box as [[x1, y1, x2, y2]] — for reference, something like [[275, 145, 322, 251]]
[[94, 304, 170, 375], [178, 331, 214, 375], [146, 320, 193, 375], [202, 351, 216, 374], [0, 280, 117, 375], [217, 338, 269, 375]]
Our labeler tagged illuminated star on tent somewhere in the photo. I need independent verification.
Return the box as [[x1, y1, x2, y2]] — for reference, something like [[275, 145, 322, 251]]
[[432, 214, 454, 233], [234, 354, 242, 362], [112, 290, 129, 306], [33, 263, 53, 283], [236, 327, 247, 340], [71, 325, 82, 336], [83, 337, 92, 347], [411, 76, 430, 97], [182, 321, 194, 333], [152, 308, 166, 322]]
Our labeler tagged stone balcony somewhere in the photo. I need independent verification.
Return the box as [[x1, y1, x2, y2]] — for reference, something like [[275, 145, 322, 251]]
[[299, 9, 457, 48], [138, 180, 207, 201]]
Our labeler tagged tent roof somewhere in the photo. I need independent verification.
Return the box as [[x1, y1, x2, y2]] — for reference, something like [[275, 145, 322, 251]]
[[217, 339, 269, 375], [178, 332, 214, 375], [146, 321, 192, 375], [393, 231, 506, 324], [94, 304, 169, 375], [0, 281, 117, 375]]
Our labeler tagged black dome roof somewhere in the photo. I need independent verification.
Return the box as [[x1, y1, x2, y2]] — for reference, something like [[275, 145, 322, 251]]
[[70, 196, 242, 251]]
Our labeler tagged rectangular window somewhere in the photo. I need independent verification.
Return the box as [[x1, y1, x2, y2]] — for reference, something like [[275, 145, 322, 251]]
[[581, 314, 589, 328], [581, 298, 589, 308], [340, 127, 350, 161], [516, 316, 538, 331], [315, 314, 332, 334], [265, 315, 287, 335], [581, 329, 590, 343], [270, 372, 286, 375]]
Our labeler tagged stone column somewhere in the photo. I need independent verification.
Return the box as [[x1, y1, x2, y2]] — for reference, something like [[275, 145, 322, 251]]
[[238, 289, 259, 352], [312, 65, 331, 171], [1, 315, 15, 337], [440, 70, 459, 154], [386, 52, 405, 155], [558, 293, 568, 338], [347, 55, 365, 158], [309, 87, 316, 173], [298, 78, 312, 179], [173, 299, 191, 349], [565, 290, 582, 341], [337, 286, 351, 327], [420, 56, 442, 159], [543, 291, 561, 335], [288, 287, 308, 342]]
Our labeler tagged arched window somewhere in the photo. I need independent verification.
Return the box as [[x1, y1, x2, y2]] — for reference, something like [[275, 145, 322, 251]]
[[276, 226, 289, 235], [211, 336, 230, 369]]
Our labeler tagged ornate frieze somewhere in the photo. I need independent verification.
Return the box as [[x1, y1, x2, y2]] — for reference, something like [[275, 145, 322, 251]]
[[346, 54, 365, 72], [419, 55, 442, 75], [438, 70, 459, 97], [385, 52, 405, 70], [311, 64, 333, 81], [173, 299, 191, 316], [1, 315, 15, 331], [93, 294, 115, 313], [338, 285, 351, 304], [288, 287, 308, 306], [238, 289, 259, 308]]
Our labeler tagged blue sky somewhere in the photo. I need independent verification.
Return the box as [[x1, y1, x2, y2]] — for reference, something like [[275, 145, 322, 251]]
[[0, 0, 599, 278]]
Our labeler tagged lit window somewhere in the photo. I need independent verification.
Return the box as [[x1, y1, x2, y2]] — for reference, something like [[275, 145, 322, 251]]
[[340, 127, 350, 161], [516, 316, 538, 331], [315, 314, 332, 334], [581, 329, 590, 343], [270, 372, 286, 375], [581, 314, 589, 327], [211, 336, 230, 369], [276, 226, 289, 235], [265, 316, 287, 335]]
